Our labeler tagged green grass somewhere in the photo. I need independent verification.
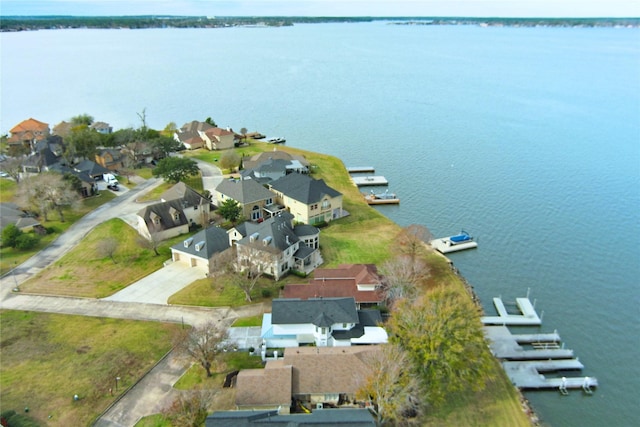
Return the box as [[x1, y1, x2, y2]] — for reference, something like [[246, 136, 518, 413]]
[[134, 414, 172, 427], [18, 218, 178, 297], [231, 315, 263, 327], [0, 177, 18, 201], [168, 275, 284, 307], [0, 310, 181, 427], [174, 352, 264, 390]]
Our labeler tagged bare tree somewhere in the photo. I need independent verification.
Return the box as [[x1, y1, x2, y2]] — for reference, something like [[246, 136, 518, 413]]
[[380, 254, 430, 306], [357, 344, 423, 426], [1, 156, 24, 183], [97, 237, 119, 263], [394, 224, 434, 267], [162, 388, 217, 427], [174, 321, 230, 377], [17, 172, 79, 222], [219, 150, 241, 173], [136, 231, 163, 256], [235, 242, 276, 302]]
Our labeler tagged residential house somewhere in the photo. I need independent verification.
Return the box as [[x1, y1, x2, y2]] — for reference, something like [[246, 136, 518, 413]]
[[283, 264, 384, 309], [269, 174, 343, 225], [0, 203, 41, 233], [170, 226, 231, 274], [201, 127, 236, 150], [241, 157, 309, 184], [174, 120, 212, 150], [234, 346, 382, 413], [160, 182, 212, 226], [95, 148, 124, 171], [8, 118, 50, 153], [137, 182, 211, 240], [137, 199, 190, 241], [261, 297, 387, 349], [52, 121, 73, 138], [215, 177, 283, 223], [206, 408, 376, 426], [232, 212, 322, 280], [242, 150, 309, 171], [89, 121, 113, 134], [49, 164, 98, 197], [74, 160, 110, 181]]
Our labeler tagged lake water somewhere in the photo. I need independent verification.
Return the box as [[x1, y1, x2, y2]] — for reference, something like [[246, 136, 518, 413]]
[[1, 22, 639, 426]]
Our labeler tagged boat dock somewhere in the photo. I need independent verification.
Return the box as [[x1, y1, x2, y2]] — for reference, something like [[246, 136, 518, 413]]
[[363, 189, 400, 205], [484, 326, 572, 360], [429, 236, 478, 254], [481, 297, 542, 326], [351, 176, 389, 187], [347, 166, 375, 173], [483, 297, 597, 393]]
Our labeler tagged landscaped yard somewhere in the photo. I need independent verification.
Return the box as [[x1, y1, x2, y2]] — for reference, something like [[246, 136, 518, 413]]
[[0, 310, 182, 427]]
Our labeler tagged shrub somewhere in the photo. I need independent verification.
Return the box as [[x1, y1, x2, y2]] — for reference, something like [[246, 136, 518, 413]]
[[1, 224, 22, 248], [15, 233, 40, 250], [260, 288, 272, 298]]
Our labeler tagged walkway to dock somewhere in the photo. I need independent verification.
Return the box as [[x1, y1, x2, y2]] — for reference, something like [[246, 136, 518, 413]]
[[347, 166, 375, 173]]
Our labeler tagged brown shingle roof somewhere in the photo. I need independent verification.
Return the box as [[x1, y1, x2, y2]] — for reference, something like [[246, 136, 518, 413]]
[[235, 362, 292, 407]]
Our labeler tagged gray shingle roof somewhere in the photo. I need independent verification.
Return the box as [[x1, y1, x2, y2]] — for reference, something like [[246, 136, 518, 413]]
[[171, 226, 230, 259], [269, 174, 341, 204], [161, 182, 209, 208], [271, 297, 359, 326], [216, 178, 275, 204], [138, 199, 189, 233], [206, 408, 375, 426]]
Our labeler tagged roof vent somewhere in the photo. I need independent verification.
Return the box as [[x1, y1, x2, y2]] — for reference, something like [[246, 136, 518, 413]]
[[184, 237, 194, 248], [195, 241, 205, 251]]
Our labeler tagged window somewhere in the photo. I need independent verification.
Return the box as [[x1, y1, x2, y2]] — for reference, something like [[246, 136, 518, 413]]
[[322, 200, 330, 209]]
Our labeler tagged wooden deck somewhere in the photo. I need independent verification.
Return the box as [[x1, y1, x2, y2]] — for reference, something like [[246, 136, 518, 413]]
[[347, 166, 375, 173]]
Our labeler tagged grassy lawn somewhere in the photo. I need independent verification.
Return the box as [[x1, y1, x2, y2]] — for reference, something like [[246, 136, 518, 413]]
[[0, 310, 181, 427], [18, 218, 177, 297], [231, 315, 263, 327]]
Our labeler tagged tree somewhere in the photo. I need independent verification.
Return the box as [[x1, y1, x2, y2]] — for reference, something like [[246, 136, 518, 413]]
[[161, 122, 178, 137], [393, 224, 433, 268], [70, 113, 94, 126], [240, 127, 248, 141], [97, 237, 119, 263], [357, 344, 423, 426], [2, 224, 22, 248], [387, 287, 495, 407], [17, 172, 79, 222], [380, 254, 429, 306], [204, 117, 217, 127], [162, 388, 216, 427], [152, 157, 199, 183], [175, 321, 230, 377], [1, 156, 24, 183], [63, 127, 100, 164], [151, 135, 183, 156], [136, 232, 162, 256], [217, 198, 242, 224], [219, 150, 241, 173]]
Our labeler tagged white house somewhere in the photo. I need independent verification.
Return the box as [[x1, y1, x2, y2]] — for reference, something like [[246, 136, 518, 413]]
[[261, 297, 388, 349]]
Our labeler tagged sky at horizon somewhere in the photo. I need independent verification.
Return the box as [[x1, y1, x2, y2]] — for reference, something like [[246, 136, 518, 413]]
[[1, 0, 638, 18]]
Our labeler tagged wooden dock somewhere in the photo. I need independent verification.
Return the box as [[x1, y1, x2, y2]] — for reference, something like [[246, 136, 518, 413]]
[[351, 176, 389, 186], [481, 297, 542, 326], [347, 166, 375, 173]]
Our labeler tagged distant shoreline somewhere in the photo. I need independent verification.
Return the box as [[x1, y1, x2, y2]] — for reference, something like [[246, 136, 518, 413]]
[[1, 16, 639, 32]]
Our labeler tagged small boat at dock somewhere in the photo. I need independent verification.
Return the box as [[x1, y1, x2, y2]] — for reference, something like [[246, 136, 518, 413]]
[[430, 230, 477, 253], [267, 137, 286, 144], [364, 190, 400, 205]]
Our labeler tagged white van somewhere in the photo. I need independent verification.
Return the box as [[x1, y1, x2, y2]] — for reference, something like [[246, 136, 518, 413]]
[[103, 173, 119, 185]]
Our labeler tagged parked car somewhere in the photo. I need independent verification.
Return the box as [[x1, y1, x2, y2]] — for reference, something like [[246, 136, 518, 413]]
[[107, 184, 119, 191]]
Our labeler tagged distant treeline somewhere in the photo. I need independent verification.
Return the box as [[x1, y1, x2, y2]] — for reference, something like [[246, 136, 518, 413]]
[[1, 15, 638, 32]]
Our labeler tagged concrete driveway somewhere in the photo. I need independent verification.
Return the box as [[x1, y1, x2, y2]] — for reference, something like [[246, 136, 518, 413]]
[[101, 262, 206, 304]]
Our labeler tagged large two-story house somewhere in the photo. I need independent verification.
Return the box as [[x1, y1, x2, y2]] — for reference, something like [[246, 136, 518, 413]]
[[8, 118, 50, 154], [261, 297, 388, 349], [231, 212, 322, 280], [169, 226, 231, 273], [269, 173, 343, 225], [137, 183, 211, 240], [214, 177, 284, 223]]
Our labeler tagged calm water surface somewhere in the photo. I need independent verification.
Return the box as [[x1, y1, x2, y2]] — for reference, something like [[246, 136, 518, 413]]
[[2, 22, 639, 426]]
